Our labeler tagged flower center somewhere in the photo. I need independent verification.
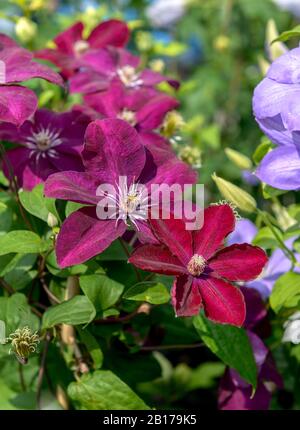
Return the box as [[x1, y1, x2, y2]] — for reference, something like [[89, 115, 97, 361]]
[[117, 65, 143, 88], [27, 126, 63, 154], [120, 183, 143, 215], [118, 109, 137, 126], [187, 254, 206, 276], [73, 39, 90, 56]]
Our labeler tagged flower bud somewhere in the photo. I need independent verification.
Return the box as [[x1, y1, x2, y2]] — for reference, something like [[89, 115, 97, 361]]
[[212, 173, 257, 213], [149, 59, 165, 73], [179, 145, 201, 168], [257, 55, 270, 76], [161, 111, 185, 138], [15, 17, 37, 44], [213, 35, 230, 52], [266, 19, 288, 62], [225, 148, 252, 170], [47, 212, 58, 228]]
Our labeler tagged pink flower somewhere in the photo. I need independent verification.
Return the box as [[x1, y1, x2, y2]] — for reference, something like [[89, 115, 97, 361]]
[[82, 80, 179, 132], [129, 204, 268, 326], [0, 34, 63, 126], [69, 47, 179, 94], [44, 119, 197, 268], [35, 20, 129, 78], [0, 109, 87, 190]]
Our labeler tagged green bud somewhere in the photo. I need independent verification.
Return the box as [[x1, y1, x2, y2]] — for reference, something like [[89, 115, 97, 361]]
[[225, 148, 252, 170], [266, 19, 287, 61], [15, 17, 37, 43], [212, 173, 257, 213]]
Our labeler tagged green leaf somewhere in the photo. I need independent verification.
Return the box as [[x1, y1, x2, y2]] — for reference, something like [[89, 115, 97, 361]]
[[19, 184, 58, 222], [0, 202, 12, 235], [65, 201, 85, 217], [0, 293, 39, 334], [193, 314, 257, 390], [77, 327, 103, 369], [124, 282, 170, 304], [0, 231, 45, 255], [79, 274, 124, 312], [270, 272, 300, 313], [252, 226, 283, 249], [68, 370, 149, 410], [42, 296, 96, 329], [272, 25, 300, 43], [253, 139, 273, 165]]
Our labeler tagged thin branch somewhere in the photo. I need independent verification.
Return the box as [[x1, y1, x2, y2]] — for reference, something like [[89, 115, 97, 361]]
[[119, 238, 142, 282], [94, 308, 140, 325], [40, 277, 61, 304], [36, 331, 51, 410], [140, 342, 205, 351], [0, 278, 15, 294]]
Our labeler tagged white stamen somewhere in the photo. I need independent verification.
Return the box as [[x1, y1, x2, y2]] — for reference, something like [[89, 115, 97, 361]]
[[26, 125, 63, 159], [117, 65, 143, 88]]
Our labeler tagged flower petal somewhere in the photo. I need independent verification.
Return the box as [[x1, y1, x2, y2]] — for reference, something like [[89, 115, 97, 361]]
[[54, 22, 84, 54], [82, 118, 146, 184], [88, 19, 129, 48], [44, 171, 100, 204], [149, 217, 193, 265], [0, 85, 37, 126], [56, 208, 126, 267], [209, 243, 268, 282], [256, 145, 300, 190], [171, 275, 203, 317], [196, 277, 246, 326], [193, 204, 236, 259], [137, 94, 179, 130], [129, 244, 186, 275]]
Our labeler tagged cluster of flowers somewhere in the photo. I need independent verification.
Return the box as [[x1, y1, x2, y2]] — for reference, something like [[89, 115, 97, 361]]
[[0, 19, 278, 409]]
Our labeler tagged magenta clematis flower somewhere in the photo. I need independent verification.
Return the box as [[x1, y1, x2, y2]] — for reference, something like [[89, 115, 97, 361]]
[[0, 34, 63, 126], [129, 204, 268, 325], [69, 47, 179, 94], [83, 80, 179, 133], [35, 20, 129, 78], [0, 109, 88, 190], [44, 118, 196, 268]]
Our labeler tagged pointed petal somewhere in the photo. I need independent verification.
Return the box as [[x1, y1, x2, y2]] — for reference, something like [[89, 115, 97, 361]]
[[54, 22, 84, 54], [209, 244, 268, 282], [193, 204, 236, 259], [129, 244, 186, 275], [44, 171, 100, 204], [196, 277, 246, 326], [88, 19, 129, 48], [82, 118, 146, 184], [171, 275, 203, 317], [137, 94, 179, 130], [56, 208, 126, 267], [0, 86, 37, 126]]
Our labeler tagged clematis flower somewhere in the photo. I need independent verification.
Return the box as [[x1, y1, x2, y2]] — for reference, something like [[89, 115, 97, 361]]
[[0, 109, 87, 190], [218, 287, 282, 410], [228, 219, 300, 299], [0, 33, 63, 126], [253, 47, 300, 190], [35, 20, 129, 78], [69, 47, 179, 95], [44, 118, 197, 268], [129, 204, 268, 325], [83, 80, 179, 133]]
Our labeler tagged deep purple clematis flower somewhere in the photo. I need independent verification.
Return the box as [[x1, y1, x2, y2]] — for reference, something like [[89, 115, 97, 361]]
[[69, 47, 179, 95], [44, 118, 196, 268], [228, 219, 300, 299], [35, 20, 129, 78], [253, 47, 300, 190], [0, 109, 87, 190], [82, 80, 179, 133], [0, 34, 63, 126], [218, 287, 282, 410]]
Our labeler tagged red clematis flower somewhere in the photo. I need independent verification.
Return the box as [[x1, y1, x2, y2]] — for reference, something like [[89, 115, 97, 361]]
[[129, 204, 268, 326]]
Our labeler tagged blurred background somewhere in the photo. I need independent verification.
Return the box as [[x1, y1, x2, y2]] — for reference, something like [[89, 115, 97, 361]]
[[0, 0, 299, 410]]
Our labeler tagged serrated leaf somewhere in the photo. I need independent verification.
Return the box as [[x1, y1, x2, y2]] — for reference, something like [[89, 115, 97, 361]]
[[270, 272, 300, 313], [68, 370, 149, 410], [0, 231, 45, 255], [124, 282, 170, 304], [79, 274, 124, 312], [193, 314, 257, 390], [42, 296, 96, 329]]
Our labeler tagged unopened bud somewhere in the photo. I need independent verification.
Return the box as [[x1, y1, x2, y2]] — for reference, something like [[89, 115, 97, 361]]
[[212, 173, 257, 213], [214, 35, 230, 52], [47, 212, 58, 228], [161, 111, 185, 138], [15, 17, 37, 44], [266, 19, 288, 61], [225, 148, 252, 170], [179, 146, 201, 168], [258, 55, 270, 76], [149, 59, 165, 73]]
